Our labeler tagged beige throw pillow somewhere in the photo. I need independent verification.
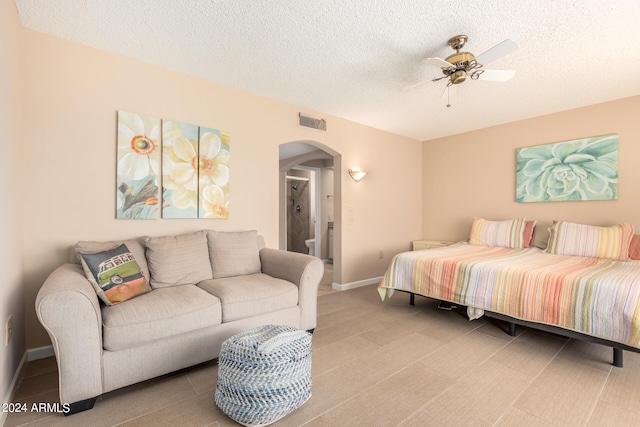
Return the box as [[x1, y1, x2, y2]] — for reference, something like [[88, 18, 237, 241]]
[[207, 230, 262, 278], [145, 230, 213, 288]]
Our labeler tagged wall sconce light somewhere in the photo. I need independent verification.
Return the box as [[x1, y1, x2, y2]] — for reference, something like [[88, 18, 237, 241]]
[[348, 168, 367, 182]]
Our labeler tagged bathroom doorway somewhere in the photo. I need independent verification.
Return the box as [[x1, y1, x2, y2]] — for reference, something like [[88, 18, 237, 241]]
[[286, 167, 320, 256], [279, 140, 341, 285]]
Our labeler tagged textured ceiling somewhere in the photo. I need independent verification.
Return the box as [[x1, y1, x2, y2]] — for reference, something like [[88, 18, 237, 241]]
[[14, 0, 640, 141]]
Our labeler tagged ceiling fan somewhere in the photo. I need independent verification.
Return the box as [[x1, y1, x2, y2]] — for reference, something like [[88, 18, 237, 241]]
[[404, 35, 519, 106]]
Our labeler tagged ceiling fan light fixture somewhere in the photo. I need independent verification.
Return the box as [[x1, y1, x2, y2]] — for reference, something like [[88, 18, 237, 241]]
[[450, 70, 467, 84]]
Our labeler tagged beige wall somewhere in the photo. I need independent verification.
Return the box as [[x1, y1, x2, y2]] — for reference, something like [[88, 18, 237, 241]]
[[0, 0, 25, 406], [422, 96, 640, 242], [19, 29, 423, 349], [15, 6, 638, 363]]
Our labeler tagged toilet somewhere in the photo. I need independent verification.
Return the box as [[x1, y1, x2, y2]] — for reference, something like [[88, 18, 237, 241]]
[[304, 239, 315, 256]]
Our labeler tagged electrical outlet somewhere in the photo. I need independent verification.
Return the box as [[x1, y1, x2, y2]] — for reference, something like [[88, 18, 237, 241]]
[[5, 315, 12, 346], [347, 206, 354, 225], [379, 250, 384, 259]]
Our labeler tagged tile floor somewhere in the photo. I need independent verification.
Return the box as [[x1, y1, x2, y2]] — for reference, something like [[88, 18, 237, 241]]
[[317, 263, 336, 296], [7, 285, 640, 426]]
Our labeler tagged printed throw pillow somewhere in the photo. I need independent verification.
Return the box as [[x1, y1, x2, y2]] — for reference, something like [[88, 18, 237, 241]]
[[78, 243, 152, 306]]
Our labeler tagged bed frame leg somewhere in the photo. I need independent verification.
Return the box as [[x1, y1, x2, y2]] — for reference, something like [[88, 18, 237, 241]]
[[613, 348, 623, 368], [410, 293, 415, 306], [508, 322, 516, 337]]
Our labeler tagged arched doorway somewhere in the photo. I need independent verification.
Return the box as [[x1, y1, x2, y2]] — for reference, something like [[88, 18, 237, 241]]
[[279, 140, 341, 285]]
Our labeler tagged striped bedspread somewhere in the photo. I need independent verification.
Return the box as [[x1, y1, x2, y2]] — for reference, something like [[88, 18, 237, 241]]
[[378, 243, 640, 349]]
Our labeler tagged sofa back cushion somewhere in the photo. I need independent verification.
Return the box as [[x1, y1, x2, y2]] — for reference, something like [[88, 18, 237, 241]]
[[145, 230, 213, 288], [207, 230, 262, 278]]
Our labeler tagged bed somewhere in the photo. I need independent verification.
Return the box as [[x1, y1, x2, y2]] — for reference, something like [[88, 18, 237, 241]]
[[378, 218, 640, 367]]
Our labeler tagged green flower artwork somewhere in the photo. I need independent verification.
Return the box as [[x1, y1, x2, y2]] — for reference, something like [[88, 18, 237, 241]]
[[516, 134, 618, 202]]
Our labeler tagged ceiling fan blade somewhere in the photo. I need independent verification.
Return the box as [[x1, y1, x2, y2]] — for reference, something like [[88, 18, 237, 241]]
[[401, 75, 447, 92], [423, 57, 454, 69], [474, 39, 519, 66], [474, 69, 516, 81]]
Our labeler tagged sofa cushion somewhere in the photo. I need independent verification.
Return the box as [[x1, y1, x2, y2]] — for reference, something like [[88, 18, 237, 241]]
[[101, 285, 221, 351], [207, 230, 261, 278], [198, 274, 298, 322], [145, 230, 213, 288], [78, 243, 152, 306]]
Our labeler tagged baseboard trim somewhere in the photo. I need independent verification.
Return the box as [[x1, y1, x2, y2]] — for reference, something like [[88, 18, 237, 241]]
[[27, 345, 54, 361], [1, 352, 27, 426], [332, 276, 382, 291]]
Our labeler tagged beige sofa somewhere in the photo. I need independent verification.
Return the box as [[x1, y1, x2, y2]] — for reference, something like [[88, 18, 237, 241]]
[[35, 230, 324, 415]]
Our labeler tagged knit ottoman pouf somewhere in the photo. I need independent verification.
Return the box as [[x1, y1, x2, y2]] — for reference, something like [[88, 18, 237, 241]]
[[215, 324, 312, 427]]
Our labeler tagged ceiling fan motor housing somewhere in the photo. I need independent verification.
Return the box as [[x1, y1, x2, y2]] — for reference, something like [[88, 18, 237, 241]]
[[445, 51, 475, 66], [441, 35, 478, 84], [443, 51, 475, 84]]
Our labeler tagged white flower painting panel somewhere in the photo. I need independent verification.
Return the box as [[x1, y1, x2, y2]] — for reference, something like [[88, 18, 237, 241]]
[[117, 111, 161, 219], [162, 119, 199, 218], [516, 134, 618, 203], [198, 127, 230, 219]]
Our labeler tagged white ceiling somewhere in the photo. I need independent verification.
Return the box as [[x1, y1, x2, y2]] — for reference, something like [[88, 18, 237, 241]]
[[14, 0, 640, 142]]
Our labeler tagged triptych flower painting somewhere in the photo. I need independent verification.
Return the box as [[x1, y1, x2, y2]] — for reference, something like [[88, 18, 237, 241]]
[[516, 134, 618, 203], [117, 111, 230, 219]]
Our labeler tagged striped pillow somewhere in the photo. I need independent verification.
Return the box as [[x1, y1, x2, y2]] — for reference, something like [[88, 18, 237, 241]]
[[545, 221, 635, 260], [468, 217, 529, 249]]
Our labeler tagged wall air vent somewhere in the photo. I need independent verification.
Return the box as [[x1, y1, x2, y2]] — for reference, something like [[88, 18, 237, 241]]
[[298, 113, 327, 132]]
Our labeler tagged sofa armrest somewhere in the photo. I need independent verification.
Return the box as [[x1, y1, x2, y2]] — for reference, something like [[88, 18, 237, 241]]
[[35, 263, 103, 404], [259, 249, 324, 330]]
